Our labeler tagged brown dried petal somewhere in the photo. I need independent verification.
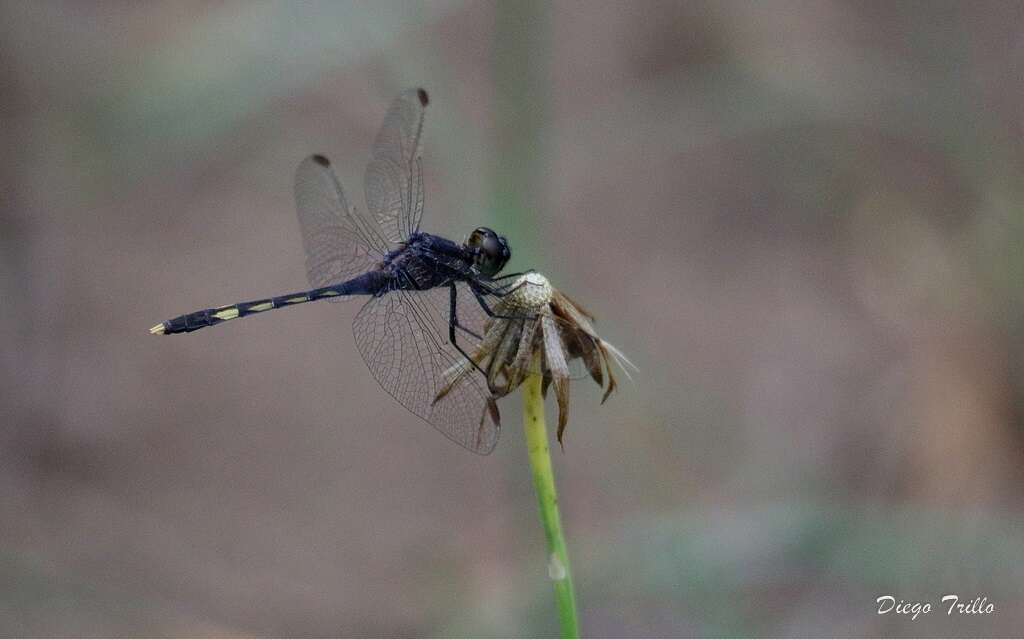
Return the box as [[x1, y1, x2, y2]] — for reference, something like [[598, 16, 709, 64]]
[[485, 397, 501, 428], [541, 314, 571, 381], [509, 317, 541, 387], [542, 370, 552, 398], [579, 337, 604, 388], [553, 289, 596, 322], [551, 290, 598, 336], [598, 340, 619, 404], [487, 320, 524, 396], [554, 375, 571, 448]]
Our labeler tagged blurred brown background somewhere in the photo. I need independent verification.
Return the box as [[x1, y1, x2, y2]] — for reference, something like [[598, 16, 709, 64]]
[[2, 2, 1023, 638]]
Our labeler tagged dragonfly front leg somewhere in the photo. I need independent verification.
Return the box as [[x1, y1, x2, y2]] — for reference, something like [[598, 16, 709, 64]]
[[491, 269, 535, 283], [484, 269, 539, 299], [475, 274, 534, 298], [471, 283, 538, 321]]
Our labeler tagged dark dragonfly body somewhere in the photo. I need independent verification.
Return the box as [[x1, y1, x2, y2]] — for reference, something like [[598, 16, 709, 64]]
[[155, 231, 501, 335], [151, 89, 519, 454]]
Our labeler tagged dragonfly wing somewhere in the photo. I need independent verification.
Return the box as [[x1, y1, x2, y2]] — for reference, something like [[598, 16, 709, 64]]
[[352, 286, 500, 454], [364, 88, 428, 243], [295, 154, 390, 298]]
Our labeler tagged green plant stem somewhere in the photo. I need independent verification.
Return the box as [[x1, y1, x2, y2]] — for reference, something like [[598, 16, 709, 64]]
[[522, 370, 580, 639]]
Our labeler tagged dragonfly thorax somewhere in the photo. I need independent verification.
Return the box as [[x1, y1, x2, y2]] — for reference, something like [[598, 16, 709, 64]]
[[382, 232, 478, 290]]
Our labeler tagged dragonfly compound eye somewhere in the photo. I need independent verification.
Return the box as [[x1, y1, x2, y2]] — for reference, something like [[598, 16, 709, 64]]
[[467, 228, 510, 276]]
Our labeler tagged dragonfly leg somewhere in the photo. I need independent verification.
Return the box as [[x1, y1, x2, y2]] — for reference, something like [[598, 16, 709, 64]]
[[471, 283, 538, 321], [432, 277, 482, 341], [476, 278, 528, 298], [491, 269, 535, 282], [448, 282, 487, 376], [397, 267, 481, 342], [485, 269, 538, 296]]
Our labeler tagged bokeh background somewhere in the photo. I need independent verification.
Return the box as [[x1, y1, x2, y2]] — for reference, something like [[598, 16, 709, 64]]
[[2, 2, 1023, 637]]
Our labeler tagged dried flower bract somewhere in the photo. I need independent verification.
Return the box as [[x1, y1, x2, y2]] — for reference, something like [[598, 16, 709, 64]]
[[435, 273, 633, 446]]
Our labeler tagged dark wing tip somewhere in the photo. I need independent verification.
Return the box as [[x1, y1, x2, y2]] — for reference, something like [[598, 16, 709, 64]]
[[416, 88, 429, 106], [311, 154, 330, 167]]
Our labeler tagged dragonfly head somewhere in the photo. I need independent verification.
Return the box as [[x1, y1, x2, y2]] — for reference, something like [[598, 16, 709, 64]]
[[466, 227, 510, 277]]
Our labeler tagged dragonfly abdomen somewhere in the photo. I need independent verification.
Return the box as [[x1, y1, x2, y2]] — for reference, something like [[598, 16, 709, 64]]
[[151, 270, 389, 335]]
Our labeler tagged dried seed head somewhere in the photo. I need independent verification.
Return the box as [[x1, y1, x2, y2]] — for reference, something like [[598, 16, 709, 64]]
[[434, 272, 633, 447]]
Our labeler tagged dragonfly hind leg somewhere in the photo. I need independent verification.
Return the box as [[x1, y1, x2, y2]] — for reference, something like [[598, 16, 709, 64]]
[[447, 282, 488, 376]]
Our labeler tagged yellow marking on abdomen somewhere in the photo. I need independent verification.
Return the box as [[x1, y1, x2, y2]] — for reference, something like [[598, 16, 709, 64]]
[[320, 290, 340, 296], [286, 296, 307, 304], [249, 302, 273, 312], [213, 307, 239, 321]]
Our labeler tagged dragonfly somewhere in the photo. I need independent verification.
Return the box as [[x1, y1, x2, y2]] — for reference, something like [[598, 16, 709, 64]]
[[150, 88, 530, 454]]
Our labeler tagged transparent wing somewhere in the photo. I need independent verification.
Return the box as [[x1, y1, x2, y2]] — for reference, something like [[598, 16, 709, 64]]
[[295, 154, 390, 297], [364, 88, 428, 243], [352, 285, 500, 455]]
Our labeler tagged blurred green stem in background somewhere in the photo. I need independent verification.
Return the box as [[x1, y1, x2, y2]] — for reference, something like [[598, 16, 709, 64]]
[[522, 368, 580, 639], [491, 0, 548, 267], [494, 3, 574, 633]]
